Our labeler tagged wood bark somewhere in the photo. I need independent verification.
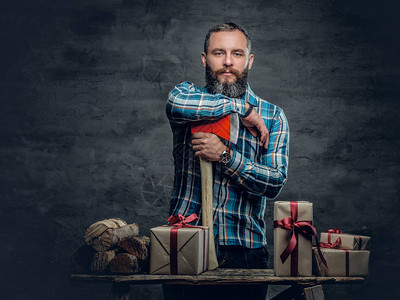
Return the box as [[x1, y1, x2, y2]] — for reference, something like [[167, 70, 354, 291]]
[[109, 253, 141, 274], [84, 218, 127, 245], [89, 223, 140, 252], [90, 249, 118, 273], [118, 236, 150, 261]]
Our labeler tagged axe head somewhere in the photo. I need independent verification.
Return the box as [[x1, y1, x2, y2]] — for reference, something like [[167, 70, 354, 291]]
[[191, 114, 239, 145]]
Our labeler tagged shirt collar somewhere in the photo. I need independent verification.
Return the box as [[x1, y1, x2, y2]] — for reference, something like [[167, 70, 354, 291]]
[[240, 83, 258, 107]]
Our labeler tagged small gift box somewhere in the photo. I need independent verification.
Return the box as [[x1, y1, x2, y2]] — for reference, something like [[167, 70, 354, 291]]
[[150, 214, 208, 275], [313, 247, 369, 276], [320, 229, 370, 250], [274, 201, 318, 276]]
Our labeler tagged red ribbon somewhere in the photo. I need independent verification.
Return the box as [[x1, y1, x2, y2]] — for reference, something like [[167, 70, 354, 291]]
[[168, 213, 199, 228], [325, 228, 342, 244], [321, 228, 343, 249], [326, 228, 364, 250], [325, 228, 342, 234], [319, 242, 350, 276], [167, 213, 204, 274], [274, 202, 328, 275], [320, 237, 342, 249]]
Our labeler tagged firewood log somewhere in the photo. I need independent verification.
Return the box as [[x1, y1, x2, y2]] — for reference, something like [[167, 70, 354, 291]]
[[72, 245, 96, 273], [118, 236, 150, 261], [89, 223, 140, 252], [84, 218, 127, 245], [90, 249, 118, 273], [109, 253, 141, 274]]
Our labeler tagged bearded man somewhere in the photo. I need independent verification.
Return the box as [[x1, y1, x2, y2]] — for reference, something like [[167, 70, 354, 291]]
[[164, 23, 289, 300]]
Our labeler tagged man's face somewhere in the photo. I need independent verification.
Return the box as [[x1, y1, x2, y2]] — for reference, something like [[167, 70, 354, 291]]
[[201, 30, 254, 97]]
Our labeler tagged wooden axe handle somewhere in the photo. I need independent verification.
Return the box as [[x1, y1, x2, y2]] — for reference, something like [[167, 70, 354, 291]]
[[200, 158, 219, 270]]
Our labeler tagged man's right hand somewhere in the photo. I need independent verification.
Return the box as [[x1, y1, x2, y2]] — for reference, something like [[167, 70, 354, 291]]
[[241, 103, 269, 149]]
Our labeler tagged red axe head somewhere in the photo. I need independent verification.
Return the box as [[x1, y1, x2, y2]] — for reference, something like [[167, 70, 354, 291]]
[[191, 114, 239, 144]]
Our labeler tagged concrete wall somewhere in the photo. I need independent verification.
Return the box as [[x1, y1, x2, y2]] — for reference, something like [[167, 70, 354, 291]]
[[1, 0, 399, 299]]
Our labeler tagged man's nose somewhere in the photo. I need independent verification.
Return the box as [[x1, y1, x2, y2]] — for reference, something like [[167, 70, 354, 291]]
[[223, 54, 233, 67]]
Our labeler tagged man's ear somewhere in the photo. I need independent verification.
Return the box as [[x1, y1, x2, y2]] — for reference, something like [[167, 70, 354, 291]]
[[248, 53, 254, 70], [201, 52, 207, 67]]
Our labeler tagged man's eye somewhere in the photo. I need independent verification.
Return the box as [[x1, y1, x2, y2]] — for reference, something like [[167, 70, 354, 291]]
[[234, 53, 243, 57], [215, 52, 223, 56]]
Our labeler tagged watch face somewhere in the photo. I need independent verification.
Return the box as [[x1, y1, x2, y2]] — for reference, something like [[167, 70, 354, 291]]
[[220, 150, 231, 164]]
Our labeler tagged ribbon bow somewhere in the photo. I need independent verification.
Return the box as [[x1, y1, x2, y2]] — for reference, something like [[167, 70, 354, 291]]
[[325, 228, 342, 234], [320, 228, 343, 249], [274, 202, 328, 274], [167, 213, 198, 227], [320, 237, 342, 249], [274, 216, 318, 264]]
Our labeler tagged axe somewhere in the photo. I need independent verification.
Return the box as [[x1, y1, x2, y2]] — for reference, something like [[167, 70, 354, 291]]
[[191, 114, 239, 270]]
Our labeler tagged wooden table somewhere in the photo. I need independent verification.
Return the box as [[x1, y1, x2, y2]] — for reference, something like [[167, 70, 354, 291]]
[[71, 269, 365, 300]]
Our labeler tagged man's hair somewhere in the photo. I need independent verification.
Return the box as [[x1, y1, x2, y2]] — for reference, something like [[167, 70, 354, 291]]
[[203, 23, 252, 54]]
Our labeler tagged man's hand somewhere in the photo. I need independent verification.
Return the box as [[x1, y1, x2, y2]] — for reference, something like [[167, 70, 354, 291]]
[[241, 104, 269, 149], [192, 132, 226, 162]]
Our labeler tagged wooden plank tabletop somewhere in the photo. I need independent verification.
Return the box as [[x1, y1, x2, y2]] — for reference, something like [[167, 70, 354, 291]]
[[71, 269, 365, 286]]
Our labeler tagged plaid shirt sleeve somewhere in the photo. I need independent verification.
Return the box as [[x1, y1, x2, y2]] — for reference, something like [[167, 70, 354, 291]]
[[224, 106, 289, 198], [166, 81, 247, 124]]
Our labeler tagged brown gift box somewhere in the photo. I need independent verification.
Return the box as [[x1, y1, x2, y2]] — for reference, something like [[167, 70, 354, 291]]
[[313, 247, 369, 276], [274, 201, 313, 276], [150, 225, 208, 275], [320, 232, 371, 250]]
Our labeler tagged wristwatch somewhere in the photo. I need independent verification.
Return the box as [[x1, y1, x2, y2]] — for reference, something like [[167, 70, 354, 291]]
[[219, 147, 232, 165]]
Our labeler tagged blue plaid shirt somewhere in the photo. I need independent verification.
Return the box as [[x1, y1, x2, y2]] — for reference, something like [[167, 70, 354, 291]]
[[166, 81, 289, 248]]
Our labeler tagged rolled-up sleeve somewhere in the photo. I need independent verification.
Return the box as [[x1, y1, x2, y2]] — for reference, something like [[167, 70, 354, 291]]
[[166, 81, 247, 124], [223, 108, 289, 198]]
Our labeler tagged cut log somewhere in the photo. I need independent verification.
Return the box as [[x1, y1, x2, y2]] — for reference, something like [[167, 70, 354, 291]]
[[89, 223, 140, 252], [72, 245, 96, 273], [90, 249, 118, 273], [109, 253, 141, 274], [84, 218, 127, 245], [118, 236, 150, 261]]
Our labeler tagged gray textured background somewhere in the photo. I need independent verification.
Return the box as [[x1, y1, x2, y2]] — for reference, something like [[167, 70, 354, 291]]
[[1, 0, 399, 299]]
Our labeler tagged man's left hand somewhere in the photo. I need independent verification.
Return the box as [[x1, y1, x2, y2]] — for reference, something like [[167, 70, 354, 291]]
[[192, 132, 226, 162]]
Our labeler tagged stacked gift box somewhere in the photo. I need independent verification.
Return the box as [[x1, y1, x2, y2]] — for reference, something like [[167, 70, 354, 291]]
[[273, 201, 370, 277], [313, 230, 370, 277]]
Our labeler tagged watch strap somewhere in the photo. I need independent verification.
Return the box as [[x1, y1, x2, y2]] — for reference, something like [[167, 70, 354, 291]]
[[243, 104, 253, 118]]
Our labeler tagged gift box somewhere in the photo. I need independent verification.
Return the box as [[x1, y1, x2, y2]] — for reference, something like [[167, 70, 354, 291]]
[[320, 231, 370, 250], [274, 201, 314, 276], [313, 247, 369, 276], [150, 215, 208, 275]]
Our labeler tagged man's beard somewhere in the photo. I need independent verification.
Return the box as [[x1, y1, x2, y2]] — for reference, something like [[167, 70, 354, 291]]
[[205, 64, 249, 98]]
